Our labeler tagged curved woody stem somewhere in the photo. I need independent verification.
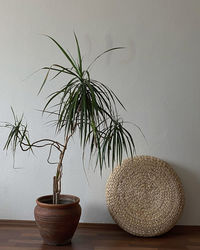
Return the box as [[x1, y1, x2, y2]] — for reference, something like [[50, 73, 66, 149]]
[[53, 130, 76, 204]]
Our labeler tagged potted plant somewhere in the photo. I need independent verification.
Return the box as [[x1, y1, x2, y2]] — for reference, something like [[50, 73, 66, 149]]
[[1, 34, 136, 245]]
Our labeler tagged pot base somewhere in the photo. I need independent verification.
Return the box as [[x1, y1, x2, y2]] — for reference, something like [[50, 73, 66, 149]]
[[43, 239, 71, 246]]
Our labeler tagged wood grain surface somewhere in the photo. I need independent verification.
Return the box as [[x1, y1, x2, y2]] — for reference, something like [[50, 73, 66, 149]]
[[0, 220, 199, 250]]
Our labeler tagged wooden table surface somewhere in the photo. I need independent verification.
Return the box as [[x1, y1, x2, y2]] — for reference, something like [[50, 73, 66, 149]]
[[0, 220, 199, 250]]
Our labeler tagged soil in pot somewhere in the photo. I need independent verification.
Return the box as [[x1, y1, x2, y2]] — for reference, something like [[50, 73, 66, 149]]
[[40, 196, 74, 205]]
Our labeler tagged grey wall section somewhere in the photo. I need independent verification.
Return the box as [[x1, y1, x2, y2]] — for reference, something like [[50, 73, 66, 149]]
[[0, 0, 200, 224]]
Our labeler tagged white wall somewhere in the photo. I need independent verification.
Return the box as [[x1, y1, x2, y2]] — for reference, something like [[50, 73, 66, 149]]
[[0, 0, 200, 225]]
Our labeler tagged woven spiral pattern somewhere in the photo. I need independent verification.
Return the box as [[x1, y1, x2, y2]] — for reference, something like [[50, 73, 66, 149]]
[[106, 156, 184, 237]]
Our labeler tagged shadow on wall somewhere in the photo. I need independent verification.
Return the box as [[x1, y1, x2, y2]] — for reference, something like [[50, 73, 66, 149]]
[[170, 162, 200, 225], [82, 203, 114, 224]]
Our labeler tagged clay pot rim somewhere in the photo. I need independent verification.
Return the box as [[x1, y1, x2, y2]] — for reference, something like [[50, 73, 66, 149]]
[[36, 194, 80, 209]]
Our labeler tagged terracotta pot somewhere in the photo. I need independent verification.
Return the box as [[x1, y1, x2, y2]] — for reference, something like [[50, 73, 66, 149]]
[[34, 194, 81, 245]]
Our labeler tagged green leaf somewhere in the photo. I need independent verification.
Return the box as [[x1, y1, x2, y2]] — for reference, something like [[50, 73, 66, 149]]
[[74, 33, 83, 76], [87, 47, 125, 71], [43, 35, 81, 76]]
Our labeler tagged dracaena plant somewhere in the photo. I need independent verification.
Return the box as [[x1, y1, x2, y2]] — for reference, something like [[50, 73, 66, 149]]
[[1, 34, 136, 204]]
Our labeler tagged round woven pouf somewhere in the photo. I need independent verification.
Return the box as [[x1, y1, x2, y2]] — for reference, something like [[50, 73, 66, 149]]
[[106, 156, 184, 237]]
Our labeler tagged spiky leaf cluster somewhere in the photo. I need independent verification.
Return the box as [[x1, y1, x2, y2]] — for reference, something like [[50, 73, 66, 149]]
[[1, 108, 31, 154], [39, 34, 135, 171]]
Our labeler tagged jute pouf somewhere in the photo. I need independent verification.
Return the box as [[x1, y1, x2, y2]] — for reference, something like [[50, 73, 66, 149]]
[[106, 156, 184, 237]]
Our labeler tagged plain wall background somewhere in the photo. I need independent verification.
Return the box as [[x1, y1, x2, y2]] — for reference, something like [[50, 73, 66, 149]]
[[0, 0, 200, 225]]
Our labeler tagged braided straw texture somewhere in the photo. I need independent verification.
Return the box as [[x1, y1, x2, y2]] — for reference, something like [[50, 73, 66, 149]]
[[106, 156, 184, 237]]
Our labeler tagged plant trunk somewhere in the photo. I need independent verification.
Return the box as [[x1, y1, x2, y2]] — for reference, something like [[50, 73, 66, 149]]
[[53, 176, 61, 204], [52, 135, 69, 204]]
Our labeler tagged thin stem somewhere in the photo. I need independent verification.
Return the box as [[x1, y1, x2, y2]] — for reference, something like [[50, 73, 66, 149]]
[[47, 144, 59, 165], [19, 138, 64, 152], [31, 139, 64, 148]]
